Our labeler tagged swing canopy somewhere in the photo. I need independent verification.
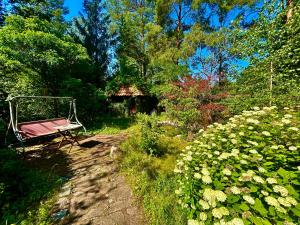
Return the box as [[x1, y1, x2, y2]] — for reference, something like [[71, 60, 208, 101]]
[[7, 96, 86, 143]]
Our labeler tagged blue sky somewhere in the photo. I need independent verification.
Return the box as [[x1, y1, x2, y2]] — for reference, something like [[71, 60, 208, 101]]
[[64, 0, 84, 20]]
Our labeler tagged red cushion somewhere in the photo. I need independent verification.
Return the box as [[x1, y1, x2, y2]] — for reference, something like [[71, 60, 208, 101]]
[[17, 118, 70, 139]]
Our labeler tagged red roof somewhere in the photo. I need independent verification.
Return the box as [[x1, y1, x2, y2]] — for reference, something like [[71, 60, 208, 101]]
[[113, 85, 144, 97]]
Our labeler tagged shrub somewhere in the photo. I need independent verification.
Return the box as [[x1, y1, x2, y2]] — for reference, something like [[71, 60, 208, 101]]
[[175, 106, 300, 225], [138, 114, 162, 156], [161, 76, 226, 133]]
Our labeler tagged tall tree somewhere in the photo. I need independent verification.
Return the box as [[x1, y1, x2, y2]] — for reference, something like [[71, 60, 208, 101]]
[[72, 0, 113, 87], [7, 0, 68, 22], [185, 0, 256, 87]]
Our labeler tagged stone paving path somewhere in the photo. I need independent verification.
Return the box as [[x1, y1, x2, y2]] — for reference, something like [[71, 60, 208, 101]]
[[50, 134, 145, 225]]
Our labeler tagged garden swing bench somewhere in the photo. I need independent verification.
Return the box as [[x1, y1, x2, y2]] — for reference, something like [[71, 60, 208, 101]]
[[7, 96, 86, 154]]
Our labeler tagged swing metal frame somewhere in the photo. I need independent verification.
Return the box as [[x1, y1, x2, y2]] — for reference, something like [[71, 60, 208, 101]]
[[7, 96, 86, 153]]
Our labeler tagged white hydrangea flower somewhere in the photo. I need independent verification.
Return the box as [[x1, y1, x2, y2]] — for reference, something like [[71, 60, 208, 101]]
[[218, 152, 232, 160], [202, 175, 212, 184], [288, 146, 297, 151], [253, 176, 265, 184], [284, 114, 293, 118], [271, 145, 279, 150], [203, 189, 217, 207], [253, 106, 260, 111], [266, 178, 277, 184], [231, 186, 241, 194], [215, 190, 227, 202], [214, 151, 220, 155], [231, 149, 239, 155], [248, 126, 254, 130], [221, 138, 227, 142], [239, 173, 252, 182], [175, 189, 181, 195], [246, 118, 259, 124], [298, 166, 300, 171], [174, 168, 182, 173], [212, 207, 229, 219], [285, 196, 297, 206], [265, 196, 280, 207], [240, 160, 248, 164], [231, 139, 238, 144], [188, 219, 200, 225], [288, 127, 299, 131], [243, 195, 255, 205], [199, 212, 207, 221], [249, 149, 258, 154], [276, 205, 287, 213], [230, 218, 244, 225], [201, 168, 210, 175], [282, 118, 291, 124], [199, 199, 210, 210], [247, 140, 258, 146], [261, 190, 269, 196], [194, 173, 201, 179], [262, 131, 271, 136], [229, 133, 237, 138], [186, 155, 193, 161], [222, 168, 232, 176], [278, 197, 291, 207], [273, 185, 289, 197], [258, 167, 266, 173], [177, 161, 184, 166]]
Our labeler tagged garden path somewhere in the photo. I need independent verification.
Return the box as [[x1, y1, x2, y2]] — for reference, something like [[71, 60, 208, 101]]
[[49, 134, 145, 225]]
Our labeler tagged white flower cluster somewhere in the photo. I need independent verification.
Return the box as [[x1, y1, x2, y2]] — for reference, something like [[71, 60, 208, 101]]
[[176, 106, 300, 224]]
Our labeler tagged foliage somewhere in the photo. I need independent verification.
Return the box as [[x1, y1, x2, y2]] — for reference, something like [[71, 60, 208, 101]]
[[161, 76, 226, 133], [0, 15, 90, 96], [7, 0, 68, 22], [71, 0, 114, 87], [120, 127, 188, 225], [0, 149, 62, 224], [175, 106, 300, 224], [227, 1, 300, 113], [137, 114, 162, 156]]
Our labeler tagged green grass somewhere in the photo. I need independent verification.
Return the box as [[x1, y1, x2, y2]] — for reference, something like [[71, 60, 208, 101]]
[[85, 115, 137, 135], [120, 128, 189, 225]]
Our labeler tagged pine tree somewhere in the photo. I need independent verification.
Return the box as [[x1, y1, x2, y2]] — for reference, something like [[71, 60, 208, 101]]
[[72, 0, 113, 87], [8, 0, 68, 21]]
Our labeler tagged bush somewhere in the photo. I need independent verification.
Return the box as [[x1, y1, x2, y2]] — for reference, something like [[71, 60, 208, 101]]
[[108, 101, 128, 116], [138, 114, 162, 156], [175, 106, 300, 225]]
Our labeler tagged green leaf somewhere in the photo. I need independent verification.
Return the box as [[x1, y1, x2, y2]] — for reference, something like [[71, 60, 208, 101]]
[[213, 179, 224, 190], [252, 198, 268, 217], [227, 194, 240, 203], [239, 203, 249, 211], [277, 167, 289, 178]]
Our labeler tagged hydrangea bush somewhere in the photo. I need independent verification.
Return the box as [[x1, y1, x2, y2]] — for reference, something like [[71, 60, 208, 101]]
[[175, 106, 300, 225]]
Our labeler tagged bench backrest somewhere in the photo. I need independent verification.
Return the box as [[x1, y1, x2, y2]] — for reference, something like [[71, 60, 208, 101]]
[[17, 118, 70, 139]]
